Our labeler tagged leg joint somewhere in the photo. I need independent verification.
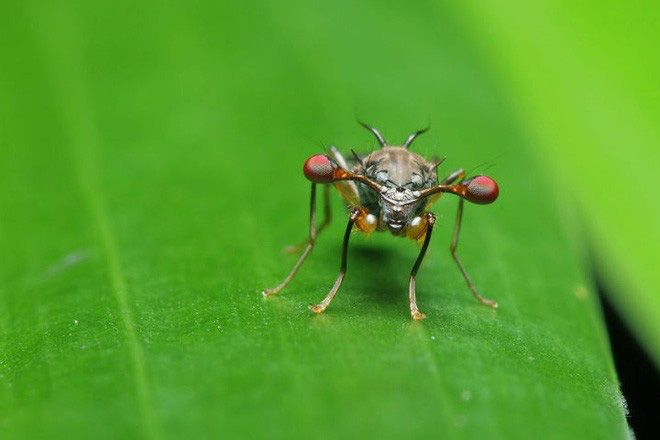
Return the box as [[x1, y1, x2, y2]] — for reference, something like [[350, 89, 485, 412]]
[[349, 208, 362, 222]]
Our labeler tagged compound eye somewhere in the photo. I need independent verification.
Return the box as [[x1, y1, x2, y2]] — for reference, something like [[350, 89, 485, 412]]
[[411, 173, 423, 187], [464, 175, 499, 204], [376, 170, 388, 184], [303, 154, 335, 183]]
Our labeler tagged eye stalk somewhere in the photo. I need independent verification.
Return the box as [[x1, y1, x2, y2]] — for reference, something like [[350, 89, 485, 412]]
[[400, 174, 499, 206], [462, 176, 499, 204]]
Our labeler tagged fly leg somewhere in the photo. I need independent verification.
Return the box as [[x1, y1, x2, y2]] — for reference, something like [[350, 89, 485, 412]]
[[450, 198, 498, 307], [284, 184, 332, 254], [263, 183, 320, 296], [283, 144, 355, 254], [309, 208, 360, 314], [442, 168, 465, 184], [409, 212, 436, 320]]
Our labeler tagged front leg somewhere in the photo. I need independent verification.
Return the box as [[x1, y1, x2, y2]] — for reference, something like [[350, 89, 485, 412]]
[[408, 212, 436, 320], [309, 208, 361, 314], [441, 168, 464, 184]]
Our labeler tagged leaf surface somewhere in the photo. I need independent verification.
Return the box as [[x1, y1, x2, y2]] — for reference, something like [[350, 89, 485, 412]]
[[0, 1, 629, 438]]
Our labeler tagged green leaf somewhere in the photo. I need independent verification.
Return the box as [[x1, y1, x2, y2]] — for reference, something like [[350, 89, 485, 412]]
[[0, 1, 629, 439]]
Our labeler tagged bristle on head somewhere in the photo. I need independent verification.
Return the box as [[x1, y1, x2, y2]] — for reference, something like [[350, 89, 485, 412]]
[[358, 121, 387, 147], [402, 127, 429, 149]]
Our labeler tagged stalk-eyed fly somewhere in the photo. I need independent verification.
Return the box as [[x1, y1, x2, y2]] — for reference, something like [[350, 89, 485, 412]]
[[262, 123, 499, 320]]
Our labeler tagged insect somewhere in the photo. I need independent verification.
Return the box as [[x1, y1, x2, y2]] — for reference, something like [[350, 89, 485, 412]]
[[262, 122, 499, 320]]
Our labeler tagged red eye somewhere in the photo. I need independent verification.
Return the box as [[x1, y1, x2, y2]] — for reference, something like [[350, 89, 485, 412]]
[[464, 175, 499, 204], [303, 154, 335, 183]]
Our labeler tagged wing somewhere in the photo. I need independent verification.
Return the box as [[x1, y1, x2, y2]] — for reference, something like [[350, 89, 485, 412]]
[[424, 193, 443, 211], [328, 146, 361, 206]]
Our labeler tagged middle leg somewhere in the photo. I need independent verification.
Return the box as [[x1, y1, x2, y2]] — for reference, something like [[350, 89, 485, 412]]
[[284, 184, 332, 254], [262, 183, 319, 296], [450, 198, 498, 307]]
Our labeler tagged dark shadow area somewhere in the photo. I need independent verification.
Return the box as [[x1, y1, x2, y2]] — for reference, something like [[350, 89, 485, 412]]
[[349, 243, 406, 304], [597, 278, 660, 439]]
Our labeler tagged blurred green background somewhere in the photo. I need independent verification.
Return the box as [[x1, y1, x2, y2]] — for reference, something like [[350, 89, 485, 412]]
[[1, 0, 657, 438]]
